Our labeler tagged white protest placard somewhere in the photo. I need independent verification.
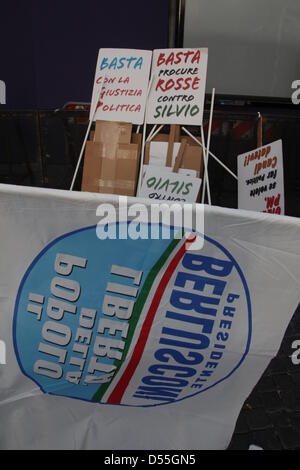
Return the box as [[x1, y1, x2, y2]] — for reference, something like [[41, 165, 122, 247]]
[[90, 48, 152, 124], [146, 48, 208, 125], [238, 139, 284, 214], [139, 165, 201, 202]]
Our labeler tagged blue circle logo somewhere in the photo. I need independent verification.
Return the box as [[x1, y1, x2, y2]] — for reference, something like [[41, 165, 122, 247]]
[[13, 224, 252, 407]]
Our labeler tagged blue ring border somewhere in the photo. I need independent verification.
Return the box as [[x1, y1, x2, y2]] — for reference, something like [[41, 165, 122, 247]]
[[12, 222, 252, 408]]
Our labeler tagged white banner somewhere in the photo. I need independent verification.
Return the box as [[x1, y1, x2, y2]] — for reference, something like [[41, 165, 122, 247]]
[[90, 49, 152, 124], [0, 184, 300, 450]]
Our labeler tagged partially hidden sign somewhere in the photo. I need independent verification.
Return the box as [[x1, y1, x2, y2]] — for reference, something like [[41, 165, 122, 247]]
[[139, 166, 201, 202], [146, 48, 208, 125], [237, 140, 284, 215], [90, 48, 152, 124]]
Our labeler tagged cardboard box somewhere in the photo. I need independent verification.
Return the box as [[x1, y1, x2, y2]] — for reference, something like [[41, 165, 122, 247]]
[[94, 120, 132, 146], [81, 141, 102, 192], [181, 144, 203, 177], [115, 143, 140, 195], [131, 133, 142, 156], [81, 121, 141, 196], [97, 143, 139, 196], [92, 120, 133, 161]]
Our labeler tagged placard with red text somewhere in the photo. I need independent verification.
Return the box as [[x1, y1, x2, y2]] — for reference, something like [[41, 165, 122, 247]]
[[90, 49, 152, 124], [238, 140, 284, 215], [146, 48, 208, 125]]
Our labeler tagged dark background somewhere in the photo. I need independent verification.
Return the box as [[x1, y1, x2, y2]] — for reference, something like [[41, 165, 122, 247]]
[[0, 0, 169, 109], [1, 0, 300, 450]]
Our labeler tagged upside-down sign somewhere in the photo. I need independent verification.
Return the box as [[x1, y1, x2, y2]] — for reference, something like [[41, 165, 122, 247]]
[[237, 140, 284, 214], [0, 184, 300, 449]]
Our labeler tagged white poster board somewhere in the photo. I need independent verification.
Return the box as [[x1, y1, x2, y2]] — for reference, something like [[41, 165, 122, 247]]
[[148, 141, 181, 167], [237, 139, 284, 214], [146, 48, 208, 125], [139, 166, 201, 202], [90, 49, 152, 124]]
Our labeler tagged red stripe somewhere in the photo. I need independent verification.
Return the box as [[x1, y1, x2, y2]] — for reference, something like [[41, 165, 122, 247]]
[[107, 235, 196, 404]]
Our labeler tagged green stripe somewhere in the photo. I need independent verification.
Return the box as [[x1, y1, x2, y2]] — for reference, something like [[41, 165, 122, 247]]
[[92, 236, 182, 402]]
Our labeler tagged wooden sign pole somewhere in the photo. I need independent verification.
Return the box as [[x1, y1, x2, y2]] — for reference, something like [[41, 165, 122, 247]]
[[166, 125, 178, 167], [257, 112, 263, 148], [173, 138, 188, 173]]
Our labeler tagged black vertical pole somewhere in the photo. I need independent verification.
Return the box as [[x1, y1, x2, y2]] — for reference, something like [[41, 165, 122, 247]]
[[169, 0, 186, 48], [175, 0, 186, 47]]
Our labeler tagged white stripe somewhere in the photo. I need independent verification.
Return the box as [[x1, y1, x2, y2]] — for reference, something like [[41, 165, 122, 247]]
[[100, 236, 187, 403]]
